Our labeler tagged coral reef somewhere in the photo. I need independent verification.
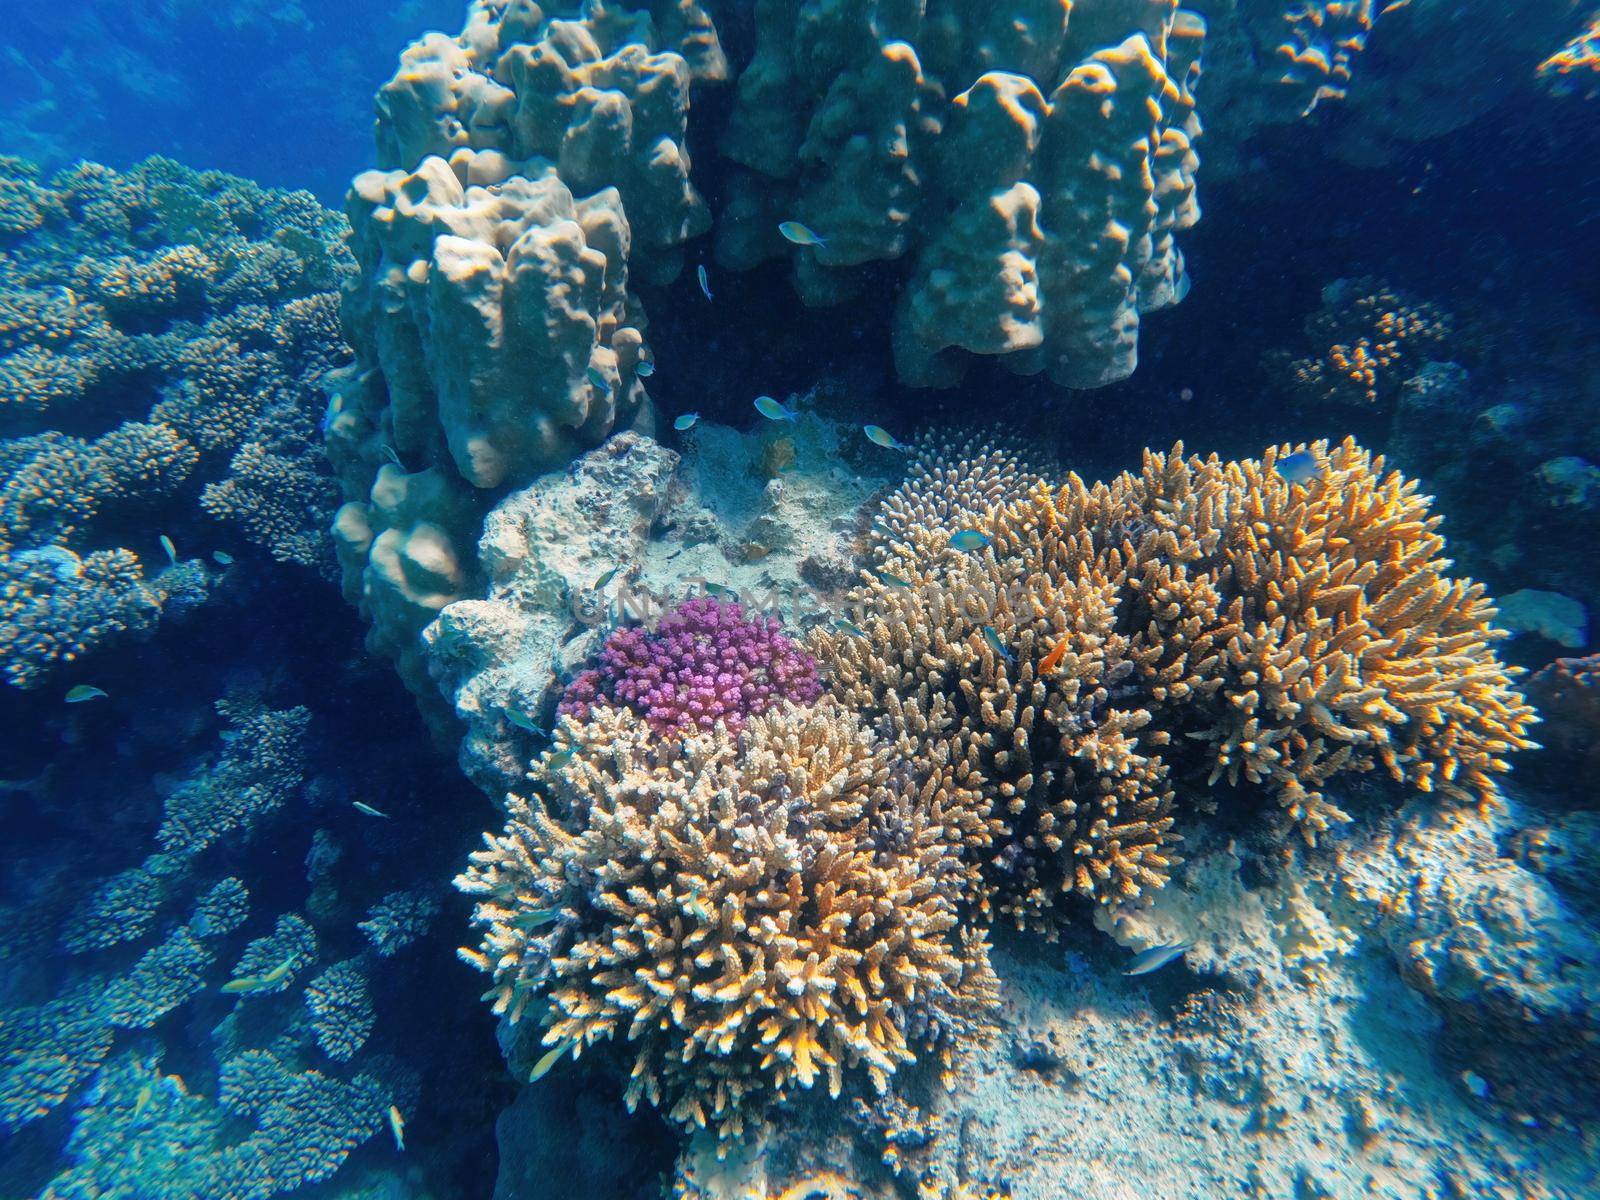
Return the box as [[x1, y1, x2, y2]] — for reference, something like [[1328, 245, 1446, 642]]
[[340, 150, 649, 490], [1267, 278, 1600, 638], [672, 804, 1597, 1200], [329, 0, 733, 711], [0, 156, 351, 687], [0, 652, 498, 1198], [1273, 0, 1382, 113], [423, 406, 891, 798], [814, 436, 1537, 929], [557, 595, 822, 733], [720, 0, 1206, 388], [1326, 0, 1587, 164], [39, 1050, 392, 1200], [0, 693, 308, 1132], [423, 430, 681, 791], [458, 700, 996, 1144]]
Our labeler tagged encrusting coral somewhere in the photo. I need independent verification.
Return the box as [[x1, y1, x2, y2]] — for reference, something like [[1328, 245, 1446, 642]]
[[457, 698, 997, 1145], [814, 435, 1538, 930]]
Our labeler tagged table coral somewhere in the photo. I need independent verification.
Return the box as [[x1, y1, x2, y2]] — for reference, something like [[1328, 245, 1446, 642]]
[[815, 435, 1537, 930], [558, 595, 823, 733], [457, 700, 997, 1145]]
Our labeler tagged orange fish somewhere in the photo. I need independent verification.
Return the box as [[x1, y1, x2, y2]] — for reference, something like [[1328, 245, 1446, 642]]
[[1039, 638, 1069, 675]]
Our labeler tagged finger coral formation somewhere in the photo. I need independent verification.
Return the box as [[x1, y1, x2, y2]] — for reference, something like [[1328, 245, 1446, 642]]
[[813, 435, 1537, 929], [720, 0, 1206, 389], [1273, 0, 1382, 113], [457, 699, 997, 1144], [332, 0, 729, 707]]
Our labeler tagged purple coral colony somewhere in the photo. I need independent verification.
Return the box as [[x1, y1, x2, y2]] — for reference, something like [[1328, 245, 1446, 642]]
[[559, 597, 822, 733], [2, 0, 1598, 1198]]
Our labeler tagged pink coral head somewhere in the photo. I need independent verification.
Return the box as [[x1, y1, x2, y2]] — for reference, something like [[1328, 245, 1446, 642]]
[[558, 596, 822, 735]]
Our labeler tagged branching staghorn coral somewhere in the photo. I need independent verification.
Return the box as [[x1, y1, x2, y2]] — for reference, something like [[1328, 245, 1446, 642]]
[[814, 436, 1537, 930], [457, 700, 997, 1144]]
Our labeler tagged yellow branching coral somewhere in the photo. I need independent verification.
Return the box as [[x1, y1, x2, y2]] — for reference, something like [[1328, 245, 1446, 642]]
[[1538, 11, 1600, 99], [456, 700, 996, 1144], [814, 437, 1537, 931], [1275, 278, 1453, 409]]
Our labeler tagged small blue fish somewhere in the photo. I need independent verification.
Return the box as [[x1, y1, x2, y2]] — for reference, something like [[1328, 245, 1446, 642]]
[[506, 708, 542, 733], [778, 221, 827, 248], [1276, 450, 1321, 486], [874, 569, 912, 589], [65, 684, 107, 703], [949, 529, 990, 552], [834, 618, 867, 638], [382, 445, 404, 469], [353, 801, 390, 819], [160, 535, 177, 565], [863, 424, 909, 452], [320, 392, 344, 436], [1461, 1070, 1491, 1099], [697, 264, 713, 301], [585, 365, 609, 392], [981, 626, 1015, 662], [704, 582, 735, 597], [545, 748, 575, 771], [636, 359, 655, 377], [674, 412, 700, 432], [1123, 942, 1190, 977], [593, 566, 620, 589], [754, 395, 797, 422], [212, 551, 234, 566]]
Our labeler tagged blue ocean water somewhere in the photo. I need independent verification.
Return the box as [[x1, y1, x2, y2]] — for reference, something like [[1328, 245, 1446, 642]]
[[2, 2, 1597, 1198]]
